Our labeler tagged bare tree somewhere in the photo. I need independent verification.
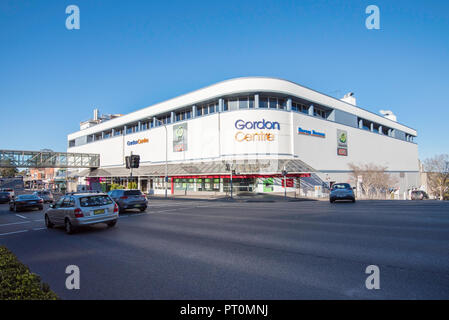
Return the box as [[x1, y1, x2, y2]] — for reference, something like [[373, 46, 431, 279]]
[[348, 163, 398, 199], [424, 154, 449, 200]]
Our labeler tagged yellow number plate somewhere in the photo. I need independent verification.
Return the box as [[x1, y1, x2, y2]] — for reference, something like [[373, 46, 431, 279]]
[[94, 209, 105, 215]]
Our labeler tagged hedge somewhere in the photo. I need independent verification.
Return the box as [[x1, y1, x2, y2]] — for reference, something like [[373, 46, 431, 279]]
[[0, 246, 59, 300]]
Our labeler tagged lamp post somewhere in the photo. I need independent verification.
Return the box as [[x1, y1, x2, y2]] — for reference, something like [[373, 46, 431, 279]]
[[155, 118, 168, 198]]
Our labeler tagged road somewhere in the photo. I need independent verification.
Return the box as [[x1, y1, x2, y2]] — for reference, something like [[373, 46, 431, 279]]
[[1, 198, 448, 299]]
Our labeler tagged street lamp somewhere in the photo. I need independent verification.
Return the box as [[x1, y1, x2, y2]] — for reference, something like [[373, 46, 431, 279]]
[[154, 118, 168, 198]]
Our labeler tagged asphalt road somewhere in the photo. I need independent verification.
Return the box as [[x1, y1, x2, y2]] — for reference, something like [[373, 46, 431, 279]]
[[0, 198, 448, 299]]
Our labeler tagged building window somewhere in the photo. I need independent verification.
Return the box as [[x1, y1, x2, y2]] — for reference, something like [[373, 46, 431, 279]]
[[314, 108, 327, 119], [269, 97, 277, 109], [104, 131, 111, 139], [228, 99, 238, 111], [278, 98, 286, 110], [259, 97, 268, 108], [239, 98, 248, 109], [249, 96, 255, 108], [69, 140, 75, 148], [114, 128, 123, 136]]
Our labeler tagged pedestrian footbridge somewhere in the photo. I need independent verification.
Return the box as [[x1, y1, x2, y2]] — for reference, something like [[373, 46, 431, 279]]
[[0, 149, 99, 168]]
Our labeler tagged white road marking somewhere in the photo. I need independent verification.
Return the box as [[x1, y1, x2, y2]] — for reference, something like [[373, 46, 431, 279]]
[[15, 214, 27, 219], [32, 227, 46, 231], [0, 221, 30, 227], [0, 230, 28, 236]]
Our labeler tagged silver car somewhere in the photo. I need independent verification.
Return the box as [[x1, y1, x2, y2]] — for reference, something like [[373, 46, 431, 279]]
[[33, 190, 54, 203], [329, 183, 356, 203], [108, 189, 148, 213], [44, 193, 119, 234]]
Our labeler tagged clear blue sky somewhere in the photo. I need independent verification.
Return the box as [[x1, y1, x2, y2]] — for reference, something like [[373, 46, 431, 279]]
[[0, 0, 448, 160]]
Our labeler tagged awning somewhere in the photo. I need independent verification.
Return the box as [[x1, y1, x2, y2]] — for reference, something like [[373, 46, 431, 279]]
[[79, 159, 317, 178]]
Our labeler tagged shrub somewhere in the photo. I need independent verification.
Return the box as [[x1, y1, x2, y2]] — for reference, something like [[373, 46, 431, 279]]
[[110, 183, 124, 190], [0, 246, 59, 300], [127, 182, 137, 190]]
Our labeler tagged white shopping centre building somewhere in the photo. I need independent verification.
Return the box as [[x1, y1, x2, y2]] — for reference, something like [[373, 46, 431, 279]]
[[67, 77, 419, 196]]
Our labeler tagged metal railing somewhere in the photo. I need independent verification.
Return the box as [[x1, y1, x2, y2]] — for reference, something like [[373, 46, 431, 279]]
[[0, 150, 100, 168]]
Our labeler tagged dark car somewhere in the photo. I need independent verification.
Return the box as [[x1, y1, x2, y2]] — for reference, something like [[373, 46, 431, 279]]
[[330, 183, 356, 203], [9, 194, 43, 212], [0, 192, 11, 204], [411, 190, 429, 200], [33, 190, 54, 203], [108, 189, 148, 213]]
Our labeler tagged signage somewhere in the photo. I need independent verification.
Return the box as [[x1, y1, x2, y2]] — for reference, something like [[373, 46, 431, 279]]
[[127, 138, 149, 146], [298, 127, 326, 138], [235, 119, 280, 130], [337, 147, 348, 156], [234, 119, 280, 142], [173, 123, 188, 152], [337, 129, 348, 156]]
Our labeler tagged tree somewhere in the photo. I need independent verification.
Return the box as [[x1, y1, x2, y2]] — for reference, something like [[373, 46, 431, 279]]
[[424, 154, 449, 200], [348, 163, 398, 199], [0, 159, 18, 178]]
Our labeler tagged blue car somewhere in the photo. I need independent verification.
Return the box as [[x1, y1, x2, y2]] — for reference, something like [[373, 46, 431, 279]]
[[330, 183, 356, 203]]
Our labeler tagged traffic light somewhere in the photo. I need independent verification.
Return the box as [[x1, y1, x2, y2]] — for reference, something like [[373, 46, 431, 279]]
[[125, 155, 140, 169], [130, 155, 140, 168]]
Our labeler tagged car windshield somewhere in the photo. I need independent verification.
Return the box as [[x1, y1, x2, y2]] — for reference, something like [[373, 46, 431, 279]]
[[79, 195, 113, 207], [332, 183, 351, 190], [17, 195, 39, 200], [124, 190, 143, 196]]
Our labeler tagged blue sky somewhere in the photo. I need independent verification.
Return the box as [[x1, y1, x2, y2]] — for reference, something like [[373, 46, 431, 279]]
[[0, 0, 448, 160]]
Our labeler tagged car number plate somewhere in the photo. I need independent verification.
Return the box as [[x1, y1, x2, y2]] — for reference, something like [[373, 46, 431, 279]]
[[94, 209, 105, 215]]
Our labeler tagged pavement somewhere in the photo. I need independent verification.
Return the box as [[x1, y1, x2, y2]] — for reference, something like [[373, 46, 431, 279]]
[[0, 199, 448, 299]]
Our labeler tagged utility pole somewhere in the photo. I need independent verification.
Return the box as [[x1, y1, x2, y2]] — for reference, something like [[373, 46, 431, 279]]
[[282, 167, 287, 199], [154, 118, 168, 198]]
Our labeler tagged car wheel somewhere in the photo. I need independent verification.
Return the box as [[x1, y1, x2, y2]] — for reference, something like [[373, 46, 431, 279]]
[[65, 219, 74, 234], [107, 220, 117, 227], [39, 206, 43, 211], [9, 205, 13, 211], [140, 207, 146, 212], [14, 205, 19, 212], [329, 199, 335, 203], [352, 198, 356, 203], [45, 215, 54, 228]]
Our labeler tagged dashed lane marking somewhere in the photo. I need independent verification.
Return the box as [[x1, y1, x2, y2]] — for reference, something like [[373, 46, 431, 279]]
[[0, 221, 30, 227], [0, 230, 28, 236], [15, 214, 27, 219]]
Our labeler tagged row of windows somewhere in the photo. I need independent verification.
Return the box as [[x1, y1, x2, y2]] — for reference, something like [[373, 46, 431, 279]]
[[356, 117, 414, 140], [69, 95, 415, 147]]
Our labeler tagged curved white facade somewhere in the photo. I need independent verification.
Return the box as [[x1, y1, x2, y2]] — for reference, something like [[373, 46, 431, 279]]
[[67, 77, 419, 194]]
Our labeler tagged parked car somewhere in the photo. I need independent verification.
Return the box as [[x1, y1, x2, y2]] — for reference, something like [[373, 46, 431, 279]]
[[411, 190, 429, 200], [9, 194, 43, 212], [44, 193, 119, 234], [108, 189, 148, 213], [330, 183, 356, 203], [0, 191, 11, 204], [33, 190, 54, 203], [1, 188, 15, 199]]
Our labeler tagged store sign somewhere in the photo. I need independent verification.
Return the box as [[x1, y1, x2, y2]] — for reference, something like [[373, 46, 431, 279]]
[[127, 138, 149, 146], [337, 129, 348, 156], [173, 123, 188, 152], [235, 119, 280, 130], [234, 119, 280, 142], [298, 127, 326, 138]]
